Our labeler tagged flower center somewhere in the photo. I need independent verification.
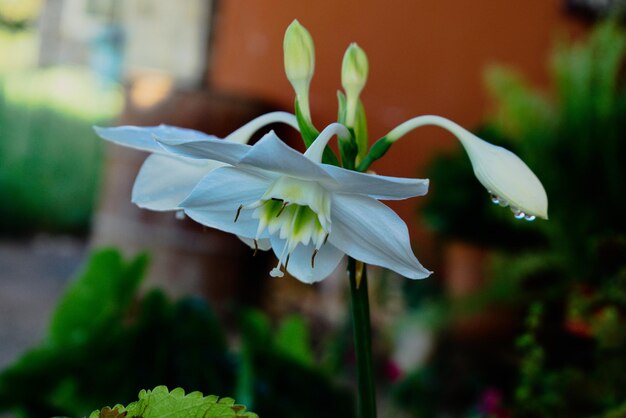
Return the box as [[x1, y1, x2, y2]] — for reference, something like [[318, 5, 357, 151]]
[[235, 176, 331, 277]]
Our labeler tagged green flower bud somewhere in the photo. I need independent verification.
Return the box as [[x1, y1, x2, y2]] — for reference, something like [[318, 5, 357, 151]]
[[284, 20, 315, 121], [342, 43, 368, 95], [341, 43, 368, 127]]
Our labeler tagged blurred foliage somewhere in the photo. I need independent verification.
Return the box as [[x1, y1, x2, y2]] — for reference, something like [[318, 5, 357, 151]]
[[0, 67, 122, 235], [236, 309, 353, 418], [0, 248, 353, 418], [399, 20, 626, 418], [89, 386, 258, 418], [0, 0, 41, 30], [0, 29, 37, 71]]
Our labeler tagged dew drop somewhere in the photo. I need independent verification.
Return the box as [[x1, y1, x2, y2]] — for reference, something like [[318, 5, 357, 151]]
[[524, 214, 536, 222], [512, 208, 526, 220], [489, 191, 508, 207], [175, 210, 185, 220]]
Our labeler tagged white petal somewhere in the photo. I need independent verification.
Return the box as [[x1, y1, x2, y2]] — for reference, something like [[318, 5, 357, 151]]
[[458, 131, 548, 219], [270, 236, 345, 284], [328, 193, 431, 280], [225, 111, 299, 144], [238, 236, 272, 251], [321, 164, 429, 200], [180, 166, 272, 239], [302, 123, 349, 163], [131, 154, 220, 211], [155, 135, 252, 165], [238, 131, 336, 183], [94, 125, 213, 154]]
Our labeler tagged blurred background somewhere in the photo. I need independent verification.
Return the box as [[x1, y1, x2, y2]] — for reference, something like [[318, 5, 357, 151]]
[[1, 0, 626, 417]]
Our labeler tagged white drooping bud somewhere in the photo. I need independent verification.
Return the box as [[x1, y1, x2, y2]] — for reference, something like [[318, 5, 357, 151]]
[[386, 115, 548, 220]]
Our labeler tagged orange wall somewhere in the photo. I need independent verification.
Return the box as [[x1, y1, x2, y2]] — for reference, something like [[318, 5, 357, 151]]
[[208, 0, 584, 258]]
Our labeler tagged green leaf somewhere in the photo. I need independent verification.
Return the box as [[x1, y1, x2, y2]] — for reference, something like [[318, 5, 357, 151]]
[[335, 91, 358, 169], [356, 136, 392, 172], [295, 97, 320, 147], [275, 316, 314, 367], [49, 248, 148, 346], [336, 90, 347, 124], [295, 98, 340, 166], [90, 386, 257, 418], [235, 309, 271, 407], [88, 405, 128, 418], [354, 99, 369, 162]]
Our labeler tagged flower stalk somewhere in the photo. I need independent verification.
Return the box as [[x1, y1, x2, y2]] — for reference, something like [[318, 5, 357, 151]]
[[348, 257, 377, 418]]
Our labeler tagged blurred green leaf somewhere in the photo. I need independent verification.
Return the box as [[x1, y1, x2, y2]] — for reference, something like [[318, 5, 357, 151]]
[[0, 248, 233, 418], [0, 67, 122, 234], [49, 249, 147, 346], [275, 315, 314, 367]]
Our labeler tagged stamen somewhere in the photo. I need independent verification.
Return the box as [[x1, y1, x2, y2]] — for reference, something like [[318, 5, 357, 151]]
[[270, 240, 291, 278], [311, 249, 318, 268], [253, 239, 258, 256], [323, 234, 329, 245], [276, 201, 289, 217], [234, 204, 244, 222], [270, 267, 284, 277]]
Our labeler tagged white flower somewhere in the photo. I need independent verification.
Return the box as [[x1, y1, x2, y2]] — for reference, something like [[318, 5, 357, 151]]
[[155, 123, 431, 284], [94, 112, 299, 213], [386, 115, 548, 220]]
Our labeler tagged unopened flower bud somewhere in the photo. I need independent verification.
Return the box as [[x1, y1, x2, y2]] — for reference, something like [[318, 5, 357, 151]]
[[341, 43, 368, 126], [284, 20, 315, 121]]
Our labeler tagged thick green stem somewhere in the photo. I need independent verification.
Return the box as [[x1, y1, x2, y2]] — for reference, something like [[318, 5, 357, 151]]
[[348, 258, 377, 418]]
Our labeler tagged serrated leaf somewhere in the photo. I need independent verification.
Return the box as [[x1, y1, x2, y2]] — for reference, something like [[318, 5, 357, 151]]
[[88, 405, 127, 418], [92, 386, 257, 418]]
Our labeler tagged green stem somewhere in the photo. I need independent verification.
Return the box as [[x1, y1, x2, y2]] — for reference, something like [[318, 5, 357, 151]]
[[348, 257, 377, 418]]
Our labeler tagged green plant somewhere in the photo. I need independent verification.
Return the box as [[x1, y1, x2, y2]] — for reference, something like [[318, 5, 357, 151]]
[[90, 386, 257, 418], [0, 248, 353, 417], [0, 67, 122, 235], [399, 19, 626, 418]]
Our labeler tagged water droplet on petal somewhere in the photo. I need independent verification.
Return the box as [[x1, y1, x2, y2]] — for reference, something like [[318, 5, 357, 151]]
[[524, 214, 536, 222], [489, 192, 510, 208], [512, 208, 526, 220], [175, 210, 185, 220]]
